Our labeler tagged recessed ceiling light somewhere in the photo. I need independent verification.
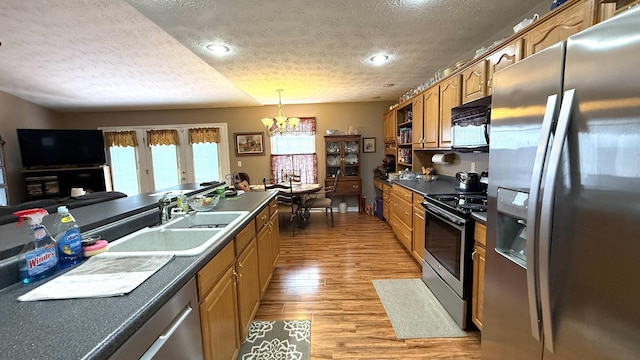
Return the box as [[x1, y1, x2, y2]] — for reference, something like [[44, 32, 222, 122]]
[[370, 54, 389, 64], [206, 43, 231, 56]]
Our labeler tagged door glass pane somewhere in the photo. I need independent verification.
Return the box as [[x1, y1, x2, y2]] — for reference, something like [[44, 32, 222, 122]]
[[0, 187, 7, 206], [109, 146, 140, 196], [192, 142, 220, 183], [151, 144, 179, 190]]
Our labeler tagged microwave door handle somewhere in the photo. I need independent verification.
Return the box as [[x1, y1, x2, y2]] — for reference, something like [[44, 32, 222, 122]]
[[539, 89, 575, 354], [526, 94, 560, 342], [484, 123, 490, 144]]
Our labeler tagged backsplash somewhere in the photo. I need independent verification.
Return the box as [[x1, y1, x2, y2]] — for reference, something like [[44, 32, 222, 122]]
[[431, 152, 489, 177]]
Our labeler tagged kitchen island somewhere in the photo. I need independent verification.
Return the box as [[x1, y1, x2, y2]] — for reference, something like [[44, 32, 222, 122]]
[[0, 184, 277, 360]]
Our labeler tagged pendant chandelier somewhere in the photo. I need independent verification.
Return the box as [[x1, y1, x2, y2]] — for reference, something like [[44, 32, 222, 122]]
[[260, 89, 300, 136]]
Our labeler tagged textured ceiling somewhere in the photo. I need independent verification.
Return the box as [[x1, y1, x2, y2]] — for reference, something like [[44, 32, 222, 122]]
[[0, 0, 549, 112]]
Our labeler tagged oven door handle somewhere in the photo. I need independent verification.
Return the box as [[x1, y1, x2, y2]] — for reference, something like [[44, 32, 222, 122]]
[[424, 204, 466, 229]]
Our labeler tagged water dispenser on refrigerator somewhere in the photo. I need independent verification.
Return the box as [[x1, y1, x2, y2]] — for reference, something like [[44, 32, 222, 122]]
[[496, 188, 529, 268]]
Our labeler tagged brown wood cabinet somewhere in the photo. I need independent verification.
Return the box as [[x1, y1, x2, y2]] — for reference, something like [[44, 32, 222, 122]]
[[325, 135, 362, 209], [236, 238, 260, 341], [523, 0, 595, 57], [461, 61, 487, 104], [383, 183, 391, 221], [486, 39, 523, 94], [472, 222, 487, 331], [439, 75, 462, 148], [198, 241, 239, 360], [422, 86, 440, 149], [412, 194, 425, 264], [383, 110, 396, 143], [390, 185, 413, 252]]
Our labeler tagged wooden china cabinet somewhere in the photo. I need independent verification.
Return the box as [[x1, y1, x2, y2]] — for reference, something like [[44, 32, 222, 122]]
[[324, 135, 362, 211]]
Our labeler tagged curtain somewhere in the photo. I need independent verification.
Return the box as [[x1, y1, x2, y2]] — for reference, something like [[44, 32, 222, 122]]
[[147, 129, 179, 146], [271, 154, 318, 184], [104, 131, 138, 147], [188, 127, 220, 144]]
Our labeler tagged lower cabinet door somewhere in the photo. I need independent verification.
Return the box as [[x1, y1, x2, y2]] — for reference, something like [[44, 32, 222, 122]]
[[200, 266, 240, 360], [257, 224, 273, 296], [236, 239, 260, 341], [472, 242, 486, 330], [270, 211, 280, 268]]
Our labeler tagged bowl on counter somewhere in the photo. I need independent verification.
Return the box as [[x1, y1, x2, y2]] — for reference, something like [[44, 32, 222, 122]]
[[188, 195, 219, 211]]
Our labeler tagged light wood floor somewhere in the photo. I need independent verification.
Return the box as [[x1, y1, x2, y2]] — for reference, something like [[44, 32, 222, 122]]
[[256, 211, 481, 359]]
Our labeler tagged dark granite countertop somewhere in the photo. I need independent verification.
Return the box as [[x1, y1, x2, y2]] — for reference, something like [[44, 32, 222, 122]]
[[0, 186, 276, 360]]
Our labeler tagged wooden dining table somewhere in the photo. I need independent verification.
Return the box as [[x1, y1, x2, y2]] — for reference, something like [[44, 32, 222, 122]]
[[249, 182, 322, 228]]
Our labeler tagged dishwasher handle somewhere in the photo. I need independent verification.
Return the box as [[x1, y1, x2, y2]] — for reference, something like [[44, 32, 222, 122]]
[[140, 304, 193, 360]]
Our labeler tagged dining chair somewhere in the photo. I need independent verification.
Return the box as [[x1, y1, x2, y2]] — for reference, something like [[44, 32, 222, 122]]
[[263, 177, 297, 236], [305, 169, 340, 227]]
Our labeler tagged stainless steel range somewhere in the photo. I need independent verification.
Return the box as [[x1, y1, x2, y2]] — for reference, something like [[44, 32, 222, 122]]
[[421, 193, 486, 329]]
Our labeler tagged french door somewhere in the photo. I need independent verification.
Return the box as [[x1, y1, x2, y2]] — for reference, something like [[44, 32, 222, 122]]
[[102, 124, 230, 195]]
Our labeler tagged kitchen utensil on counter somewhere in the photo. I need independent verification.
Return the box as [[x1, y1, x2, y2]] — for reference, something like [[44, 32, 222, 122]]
[[455, 171, 480, 191]]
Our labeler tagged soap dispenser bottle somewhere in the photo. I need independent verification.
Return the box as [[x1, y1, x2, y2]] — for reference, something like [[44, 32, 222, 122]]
[[14, 208, 59, 284], [52, 205, 84, 269]]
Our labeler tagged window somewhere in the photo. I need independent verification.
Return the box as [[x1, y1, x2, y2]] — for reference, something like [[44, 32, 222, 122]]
[[269, 117, 317, 184], [102, 124, 230, 194]]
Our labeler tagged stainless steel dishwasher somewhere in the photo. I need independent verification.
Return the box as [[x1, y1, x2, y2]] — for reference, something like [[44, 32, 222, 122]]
[[109, 277, 204, 360]]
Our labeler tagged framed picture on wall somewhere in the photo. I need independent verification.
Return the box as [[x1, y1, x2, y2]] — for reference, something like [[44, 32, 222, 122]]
[[234, 132, 265, 156], [363, 137, 376, 153]]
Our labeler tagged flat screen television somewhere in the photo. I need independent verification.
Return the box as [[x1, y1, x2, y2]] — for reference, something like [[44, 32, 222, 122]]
[[17, 129, 107, 169]]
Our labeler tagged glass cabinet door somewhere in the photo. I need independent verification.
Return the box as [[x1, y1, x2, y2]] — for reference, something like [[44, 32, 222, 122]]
[[326, 140, 341, 177], [344, 140, 360, 176]]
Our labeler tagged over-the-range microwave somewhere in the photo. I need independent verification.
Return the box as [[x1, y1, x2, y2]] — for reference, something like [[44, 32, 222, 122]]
[[451, 96, 491, 153]]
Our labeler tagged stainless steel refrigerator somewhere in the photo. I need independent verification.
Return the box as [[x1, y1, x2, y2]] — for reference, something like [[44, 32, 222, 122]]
[[482, 7, 640, 360]]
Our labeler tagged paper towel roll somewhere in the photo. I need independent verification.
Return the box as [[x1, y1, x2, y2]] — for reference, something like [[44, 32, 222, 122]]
[[432, 153, 453, 164]]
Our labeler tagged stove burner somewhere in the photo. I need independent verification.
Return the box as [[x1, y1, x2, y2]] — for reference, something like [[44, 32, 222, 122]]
[[423, 192, 487, 218]]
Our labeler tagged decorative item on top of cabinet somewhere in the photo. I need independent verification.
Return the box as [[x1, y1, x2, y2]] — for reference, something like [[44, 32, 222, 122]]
[[472, 222, 487, 330], [324, 135, 362, 211], [439, 75, 462, 148]]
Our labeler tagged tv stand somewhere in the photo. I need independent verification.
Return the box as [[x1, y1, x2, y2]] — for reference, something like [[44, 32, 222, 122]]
[[22, 165, 113, 201]]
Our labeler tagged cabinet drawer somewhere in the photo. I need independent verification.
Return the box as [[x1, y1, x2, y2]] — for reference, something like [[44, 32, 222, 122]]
[[269, 198, 278, 216], [197, 240, 235, 300], [255, 206, 270, 230], [235, 218, 256, 255], [413, 193, 425, 208], [392, 185, 413, 203], [474, 222, 487, 247], [392, 213, 412, 251], [374, 180, 384, 191], [390, 193, 412, 227]]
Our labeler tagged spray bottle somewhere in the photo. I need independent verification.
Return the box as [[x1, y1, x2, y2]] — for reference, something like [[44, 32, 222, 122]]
[[52, 206, 84, 269], [14, 208, 59, 284]]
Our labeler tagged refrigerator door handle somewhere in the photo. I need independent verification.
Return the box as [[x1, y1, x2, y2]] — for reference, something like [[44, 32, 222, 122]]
[[526, 94, 560, 342], [539, 88, 576, 353]]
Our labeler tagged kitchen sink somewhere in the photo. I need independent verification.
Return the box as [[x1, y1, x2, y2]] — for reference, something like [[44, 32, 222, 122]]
[[102, 210, 250, 257], [163, 211, 249, 230]]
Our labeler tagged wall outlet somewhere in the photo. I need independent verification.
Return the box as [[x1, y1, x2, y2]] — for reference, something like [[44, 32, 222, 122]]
[[471, 162, 476, 172], [237, 161, 242, 167]]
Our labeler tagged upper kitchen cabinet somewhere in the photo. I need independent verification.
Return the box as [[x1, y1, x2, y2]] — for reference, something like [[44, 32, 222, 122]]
[[411, 94, 424, 148], [422, 85, 440, 149], [486, 39, 523, 95], [383, 110, 396, 143], [439, 75, 462, 149], [461, 60, 487, 104], [522, 0, 597, 57]]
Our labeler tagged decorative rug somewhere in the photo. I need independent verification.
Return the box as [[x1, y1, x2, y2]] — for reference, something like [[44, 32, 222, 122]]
[[372, 278, 467, 339], [237, 320, 311, 360]]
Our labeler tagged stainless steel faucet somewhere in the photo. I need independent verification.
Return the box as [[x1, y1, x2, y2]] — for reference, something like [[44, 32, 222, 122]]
[[158, 194, 172, 225]]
